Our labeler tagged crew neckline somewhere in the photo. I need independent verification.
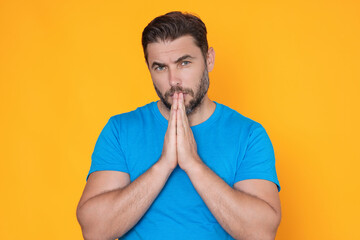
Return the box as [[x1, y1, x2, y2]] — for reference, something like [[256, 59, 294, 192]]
[[151, 101, 223, 131]]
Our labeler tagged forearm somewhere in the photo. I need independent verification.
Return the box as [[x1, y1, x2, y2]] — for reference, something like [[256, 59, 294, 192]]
[[186, 162, 280, 240], [77, 160, 173, 240]]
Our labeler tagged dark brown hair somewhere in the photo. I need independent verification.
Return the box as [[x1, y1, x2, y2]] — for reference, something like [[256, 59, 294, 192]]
[[142, 11, 208, 62]]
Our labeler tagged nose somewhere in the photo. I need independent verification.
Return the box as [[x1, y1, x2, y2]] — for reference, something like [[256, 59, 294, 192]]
[[168, 67, 181, 87]]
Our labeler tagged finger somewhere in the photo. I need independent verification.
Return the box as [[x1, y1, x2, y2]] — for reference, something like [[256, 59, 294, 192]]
[[172, 92, 178, 111], [166, 101, 173, 131], [178, 93, 190, 131], [168, 93, 178, 134], [168, 93, 178, 124], [178, 92, 186, 113], [176, 98, 185, 138]]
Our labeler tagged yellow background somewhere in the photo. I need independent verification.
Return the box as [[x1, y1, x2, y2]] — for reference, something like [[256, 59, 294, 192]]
[[1, 0, 359, 239]]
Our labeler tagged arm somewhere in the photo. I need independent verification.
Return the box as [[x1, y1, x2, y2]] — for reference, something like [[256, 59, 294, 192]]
[[76, 161, 173, 240], [176, 92, 281, 240], [77, 99, 178, 240], [186, 163, 281, 240]]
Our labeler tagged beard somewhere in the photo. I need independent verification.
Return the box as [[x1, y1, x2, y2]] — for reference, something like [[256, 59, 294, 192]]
[[154, 67, 210, 115]]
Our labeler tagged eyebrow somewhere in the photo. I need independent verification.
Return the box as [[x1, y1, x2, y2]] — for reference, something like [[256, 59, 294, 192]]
[[151, 54, 195, 69], [174, 54, 195, 64], [151, 61, 165, 69]]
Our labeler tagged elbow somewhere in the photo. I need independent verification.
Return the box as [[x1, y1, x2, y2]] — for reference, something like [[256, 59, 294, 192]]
[[234, 210, 282, 240], [271, 207, 282, 238], [77, 205, 107, 240], [240, 228, 278, 240], [77, 205, 96, 240], [257, 209, 281, 240], [258, 210, 282, 240], [79, 225, 125, 240], [76, 205, 127, 240], [232, 231, 276, 240]]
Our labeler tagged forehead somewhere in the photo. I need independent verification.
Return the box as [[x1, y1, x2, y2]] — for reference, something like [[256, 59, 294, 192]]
[[147, 35, 202, 63]]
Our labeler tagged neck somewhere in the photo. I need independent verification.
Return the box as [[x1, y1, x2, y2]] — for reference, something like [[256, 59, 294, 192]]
[[157, 95, 216, 126]]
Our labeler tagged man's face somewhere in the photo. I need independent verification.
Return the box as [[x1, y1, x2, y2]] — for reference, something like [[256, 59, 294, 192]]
[[146, 35, 210, 115]]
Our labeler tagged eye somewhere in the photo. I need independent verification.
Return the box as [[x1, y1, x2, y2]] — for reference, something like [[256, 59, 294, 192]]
[[181, 61, 190, 66], [155, 66, 166, 71]]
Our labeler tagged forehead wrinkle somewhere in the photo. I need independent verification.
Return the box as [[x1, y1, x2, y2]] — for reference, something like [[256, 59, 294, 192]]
[[149, 50, 192, 67], [147, 35, 200, 65]]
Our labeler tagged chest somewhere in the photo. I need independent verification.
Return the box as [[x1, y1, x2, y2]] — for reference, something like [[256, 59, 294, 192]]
[[124, 125, 241, 187]]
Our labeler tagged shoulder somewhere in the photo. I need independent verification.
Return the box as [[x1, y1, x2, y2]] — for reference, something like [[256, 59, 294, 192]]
[[218, 105, 274, 155], [216, 103, 264, 132], [109, 102, 156, 125], [100, 102, 158, 137]]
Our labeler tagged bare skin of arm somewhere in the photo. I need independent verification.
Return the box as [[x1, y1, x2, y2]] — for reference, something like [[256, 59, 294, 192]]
[[176, 92, 281, 240], [76, 100, 178, 240], [186, 166, 281, 240]]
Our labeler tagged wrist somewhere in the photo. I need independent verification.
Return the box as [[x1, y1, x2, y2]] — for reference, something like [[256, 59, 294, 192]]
[[183, 157, 207, 176], [155, 157, 176, 175]]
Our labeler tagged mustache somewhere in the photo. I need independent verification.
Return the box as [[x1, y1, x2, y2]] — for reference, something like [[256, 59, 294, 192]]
[[164, 86, 195, 99]]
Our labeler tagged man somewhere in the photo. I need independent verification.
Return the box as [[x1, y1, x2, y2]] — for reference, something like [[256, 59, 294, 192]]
[[77, 11, 281, 240]]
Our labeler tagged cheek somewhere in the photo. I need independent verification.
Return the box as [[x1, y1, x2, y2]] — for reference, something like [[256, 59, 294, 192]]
[[180, 69, 196, 84], [152, 75, 168, 91], [182, 68, 203, 88]]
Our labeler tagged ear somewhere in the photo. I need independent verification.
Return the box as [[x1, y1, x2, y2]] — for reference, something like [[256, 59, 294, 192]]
[[206, 47, 215, 72]]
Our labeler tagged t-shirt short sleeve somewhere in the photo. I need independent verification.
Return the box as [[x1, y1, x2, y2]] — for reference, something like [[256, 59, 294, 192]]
[[87, 116, 128, 180], [234, 123, 281, 191]]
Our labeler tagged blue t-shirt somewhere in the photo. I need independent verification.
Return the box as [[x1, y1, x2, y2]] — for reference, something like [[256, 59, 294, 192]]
[[88, 101, 280, 239]]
